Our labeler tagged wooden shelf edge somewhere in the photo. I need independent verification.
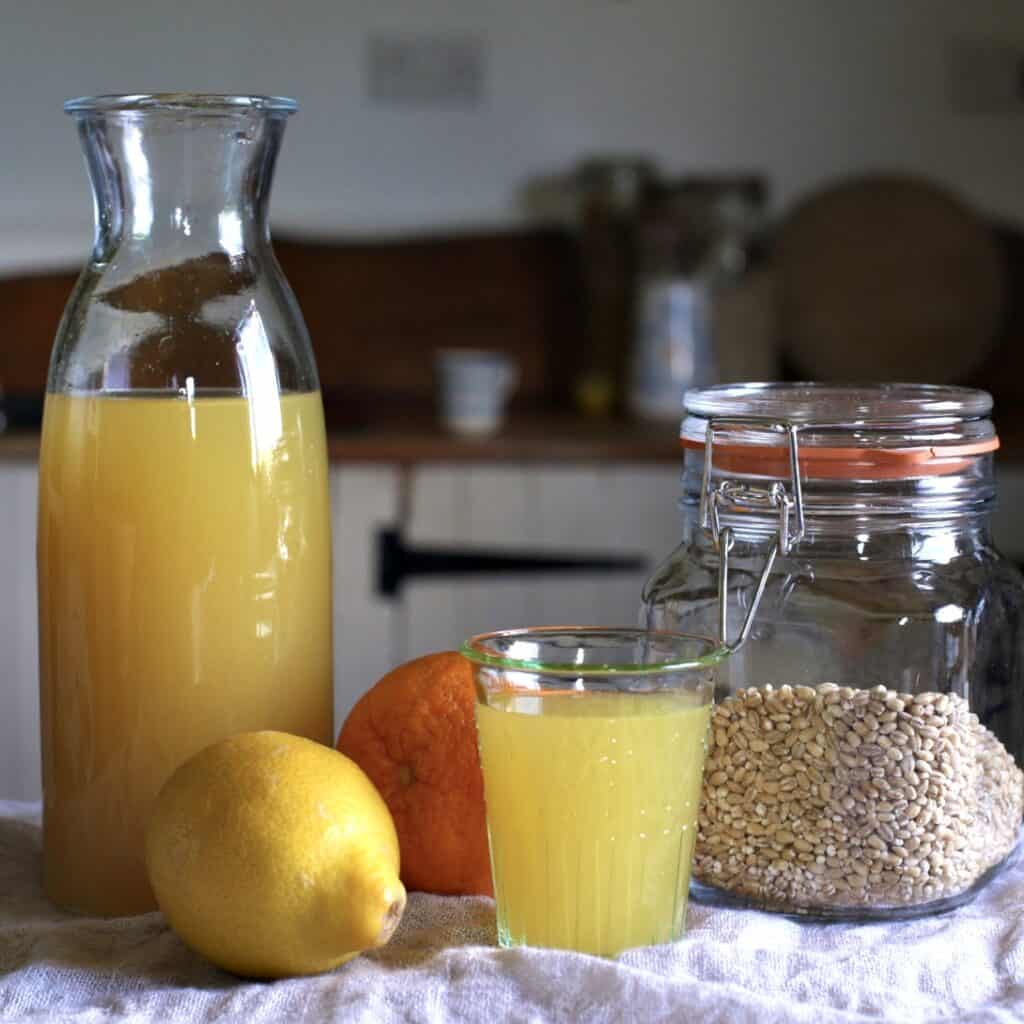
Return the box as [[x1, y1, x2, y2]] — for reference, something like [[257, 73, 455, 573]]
[[0, 418, 682, 465]]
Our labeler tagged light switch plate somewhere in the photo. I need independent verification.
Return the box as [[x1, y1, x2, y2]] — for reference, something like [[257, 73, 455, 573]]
[[366, 33, 485, 106]]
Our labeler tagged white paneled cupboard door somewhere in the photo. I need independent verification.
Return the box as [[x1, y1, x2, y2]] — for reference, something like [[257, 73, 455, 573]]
[[329, 466, 402, 728], [0, 463, 40, 801], [396, 463, 681, 663]]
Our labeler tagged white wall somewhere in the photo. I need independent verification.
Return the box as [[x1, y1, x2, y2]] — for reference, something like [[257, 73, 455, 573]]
[[1, 0, 1023, 271]]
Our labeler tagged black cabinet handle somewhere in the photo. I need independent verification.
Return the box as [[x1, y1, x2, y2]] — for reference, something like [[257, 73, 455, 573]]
[[376, 527, 647, 598]]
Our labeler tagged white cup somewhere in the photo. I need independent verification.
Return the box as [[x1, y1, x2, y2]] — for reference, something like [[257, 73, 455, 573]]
[[436, 349, 519, 437]]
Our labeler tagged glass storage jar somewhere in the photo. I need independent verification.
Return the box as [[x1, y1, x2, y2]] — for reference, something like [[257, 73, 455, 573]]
[[38, 95, 333, 916], [641, 382, 1024, 919]]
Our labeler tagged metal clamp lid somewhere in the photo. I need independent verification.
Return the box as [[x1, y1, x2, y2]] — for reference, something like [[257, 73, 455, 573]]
[[698, 417, 805, 652]]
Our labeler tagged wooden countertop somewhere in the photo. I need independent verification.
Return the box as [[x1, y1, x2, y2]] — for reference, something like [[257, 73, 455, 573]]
[[8, 411, 1024, 465], [0, 414, 683, 465], [0, 432, 38, 460], [9, 409, 1024, 466]]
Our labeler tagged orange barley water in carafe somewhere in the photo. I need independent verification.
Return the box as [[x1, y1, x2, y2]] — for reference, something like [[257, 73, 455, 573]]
[[38, 95, 333, 915]]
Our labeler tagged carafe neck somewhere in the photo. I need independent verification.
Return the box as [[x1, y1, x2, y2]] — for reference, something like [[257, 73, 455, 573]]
[[71, 100, 290, 263]]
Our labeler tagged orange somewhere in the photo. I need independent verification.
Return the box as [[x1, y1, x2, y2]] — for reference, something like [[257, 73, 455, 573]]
[[337, 652, 494, 897]]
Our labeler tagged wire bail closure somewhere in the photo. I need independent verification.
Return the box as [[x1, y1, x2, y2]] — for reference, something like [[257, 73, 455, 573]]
[[699, 418, 805, 652]]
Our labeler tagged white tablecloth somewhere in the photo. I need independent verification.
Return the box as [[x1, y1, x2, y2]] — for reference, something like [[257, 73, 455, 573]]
[[1, 801, 1023, 1023]]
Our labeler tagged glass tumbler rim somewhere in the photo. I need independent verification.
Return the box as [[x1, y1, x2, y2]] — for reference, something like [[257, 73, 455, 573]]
[[460, 626, 728, 678]]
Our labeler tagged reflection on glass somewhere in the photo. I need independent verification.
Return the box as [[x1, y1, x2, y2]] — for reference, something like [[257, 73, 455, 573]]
[[123, 121, 153, 238]]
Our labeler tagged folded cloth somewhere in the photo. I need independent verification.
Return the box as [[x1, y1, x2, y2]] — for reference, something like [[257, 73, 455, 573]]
[[0, 801, 1022, 1023]]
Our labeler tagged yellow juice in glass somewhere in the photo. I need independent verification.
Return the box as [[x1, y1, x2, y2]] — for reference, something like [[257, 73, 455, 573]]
[[37, 390, 333, 915], [475, 690, 710, 956]]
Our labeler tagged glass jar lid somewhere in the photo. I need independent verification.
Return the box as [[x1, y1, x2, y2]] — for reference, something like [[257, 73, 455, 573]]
[[681, 383, 1001, 652], [681, 382, 998, 480]]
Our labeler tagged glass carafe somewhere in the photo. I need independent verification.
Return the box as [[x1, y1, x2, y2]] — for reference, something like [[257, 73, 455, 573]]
[[38, 94, 333, 915]]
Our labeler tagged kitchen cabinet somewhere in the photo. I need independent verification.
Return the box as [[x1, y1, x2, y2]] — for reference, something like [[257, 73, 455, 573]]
[[994, 464, 1024, 562], [331, 462, 681, 723], [0, 460, 682, 800], [398, 464, 679, 673], [5, 454, 1024, 800], [0, 463, 40, 801], [330, 466, 403, 727]]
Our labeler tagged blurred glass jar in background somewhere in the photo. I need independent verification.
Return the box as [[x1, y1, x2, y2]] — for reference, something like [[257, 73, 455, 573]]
[[572, 157, 655, 417], [629, 179, 766, 420]]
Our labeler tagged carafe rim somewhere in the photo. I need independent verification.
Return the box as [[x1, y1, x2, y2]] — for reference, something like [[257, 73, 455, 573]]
[[64, 93, 298, 116]]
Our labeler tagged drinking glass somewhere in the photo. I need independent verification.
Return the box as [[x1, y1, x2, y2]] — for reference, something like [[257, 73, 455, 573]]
[[462, 627, 722, 956]]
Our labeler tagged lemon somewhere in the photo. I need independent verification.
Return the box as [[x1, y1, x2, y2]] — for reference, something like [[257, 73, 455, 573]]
[[146, 731, 406, 978]]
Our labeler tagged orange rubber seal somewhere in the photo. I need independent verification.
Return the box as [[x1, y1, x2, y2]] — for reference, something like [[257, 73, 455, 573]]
[[679, 435, 1000, 480]]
